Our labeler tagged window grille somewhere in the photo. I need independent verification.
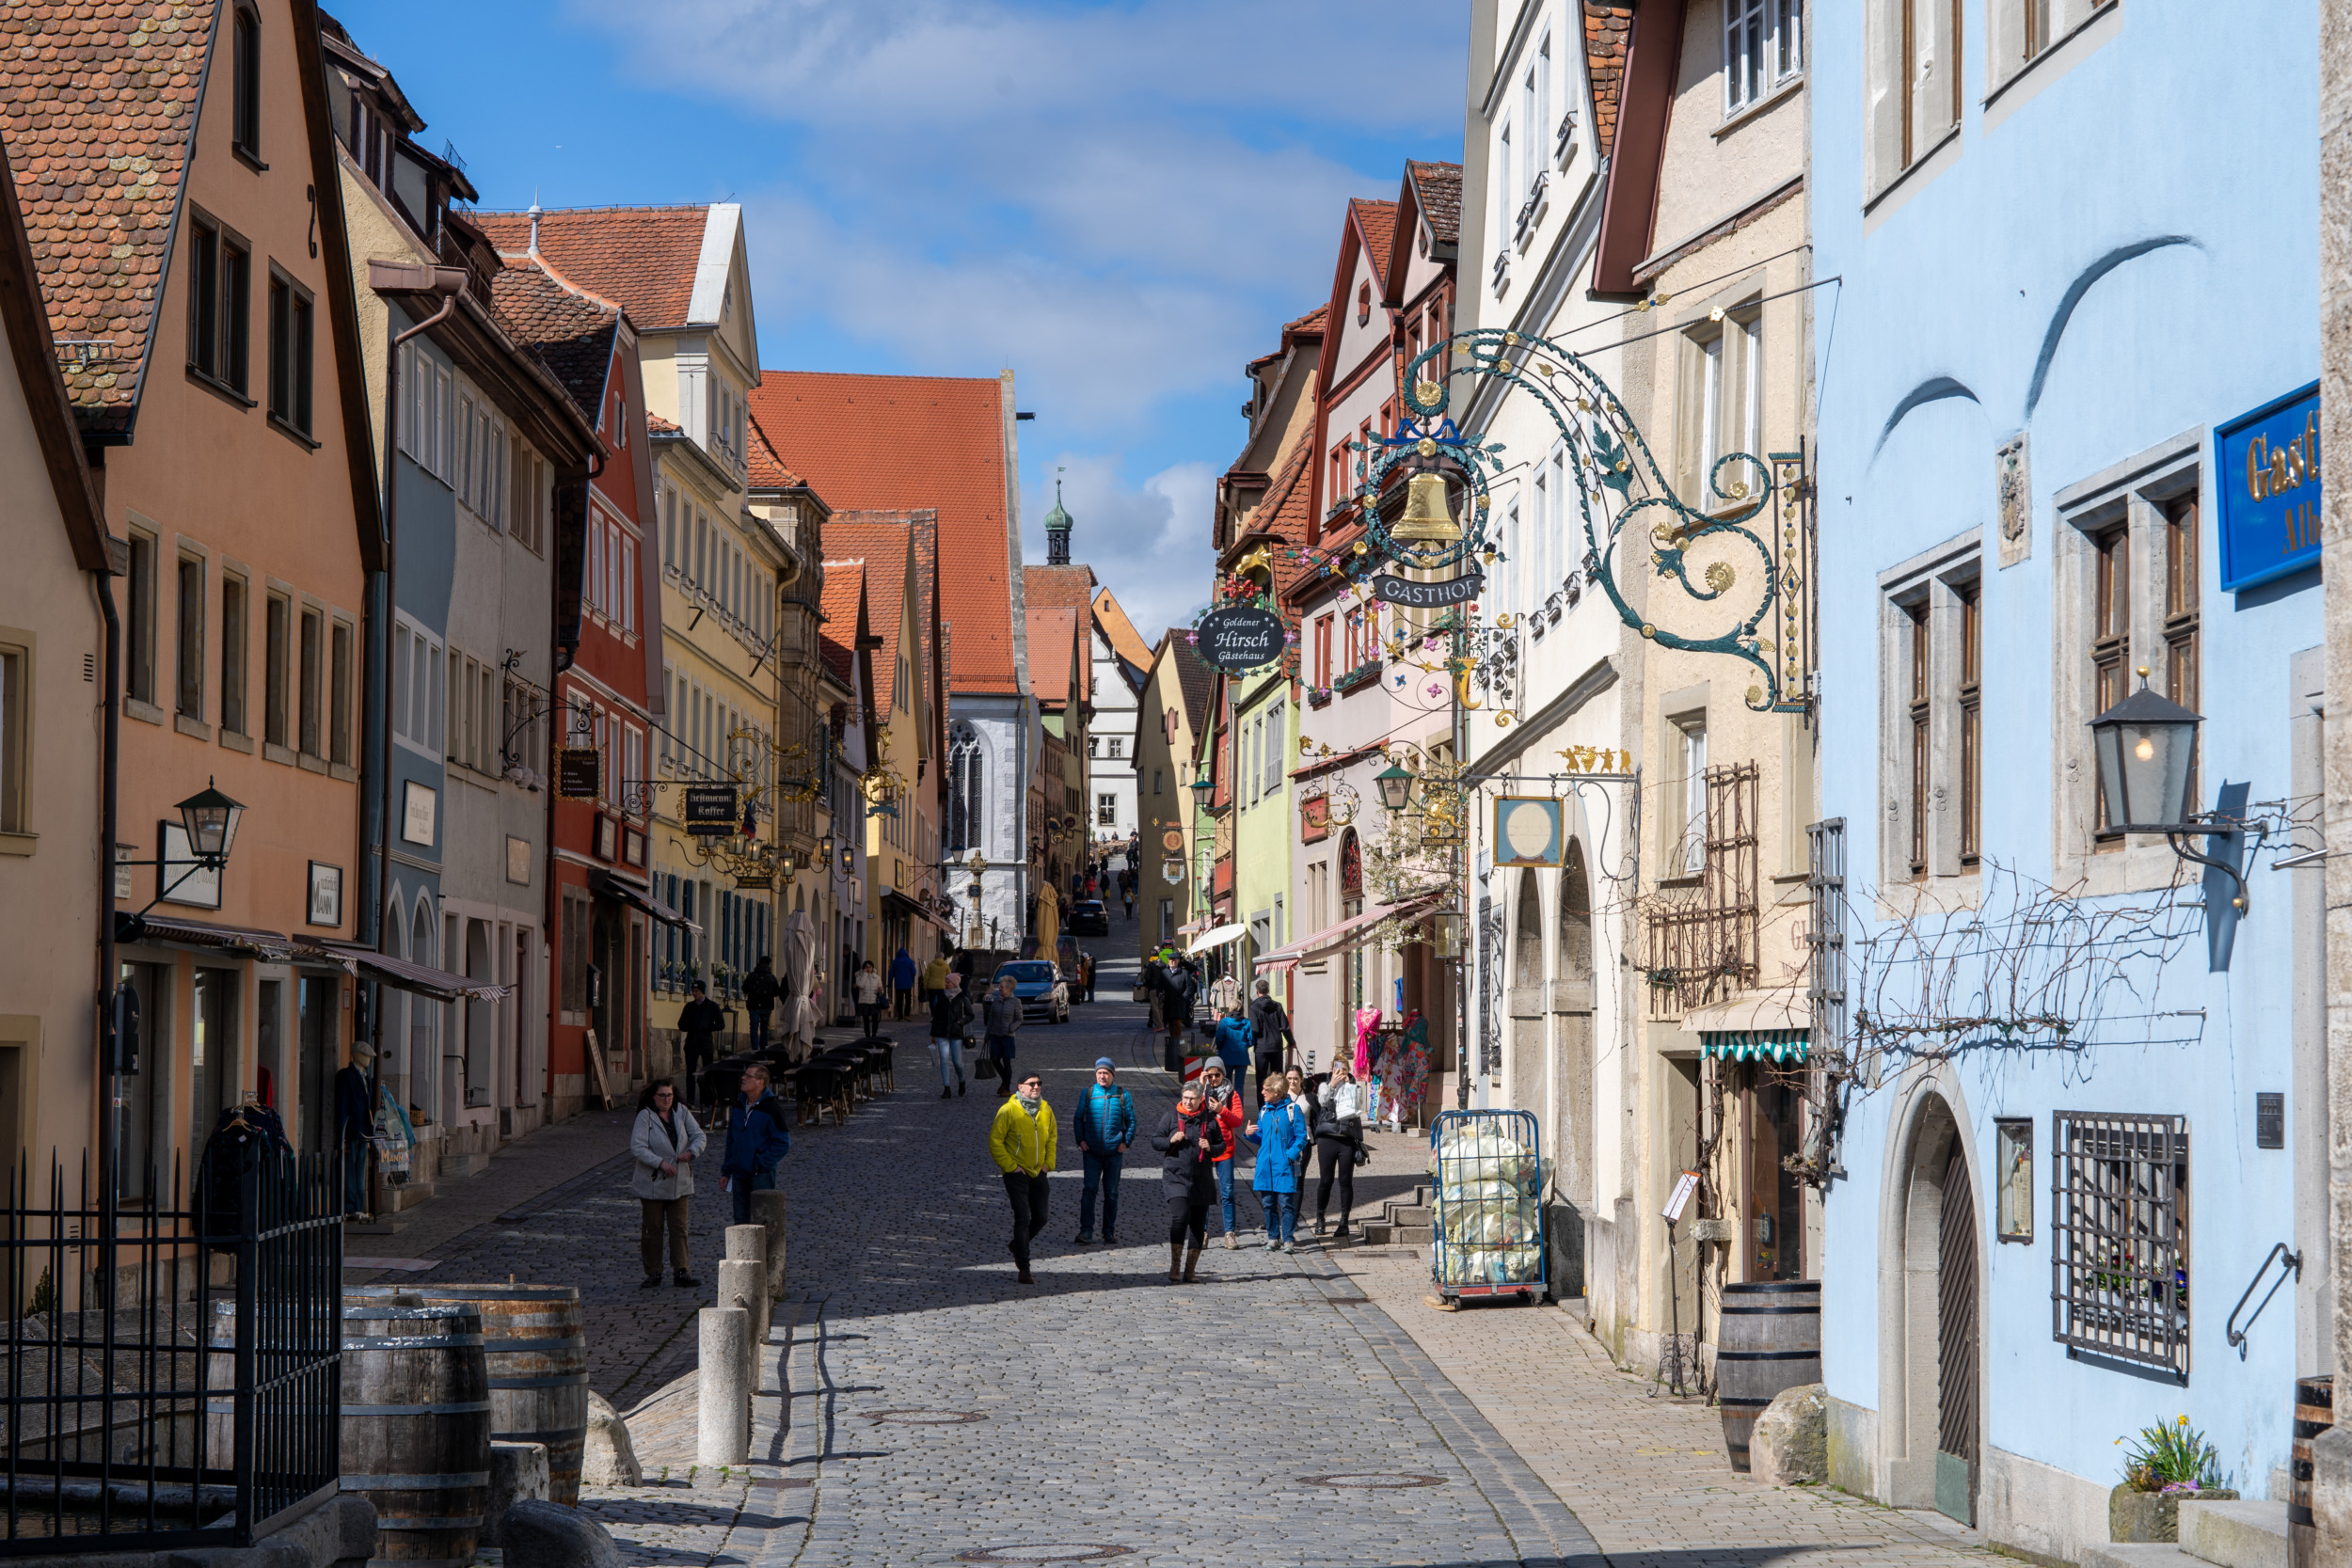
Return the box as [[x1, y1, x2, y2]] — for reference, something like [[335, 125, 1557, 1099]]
[[1645, 760, 1760, 1017], [1805, 817, 1847, 1060], [2051, 1111, 2190, 1379]]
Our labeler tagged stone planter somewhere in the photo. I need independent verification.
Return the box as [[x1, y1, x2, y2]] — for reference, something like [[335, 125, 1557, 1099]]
[[2109, 1483, 2238, 1543]]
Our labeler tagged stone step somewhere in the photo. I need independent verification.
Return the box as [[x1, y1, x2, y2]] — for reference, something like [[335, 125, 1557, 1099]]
[[2180, 1499, 2288, 1568], [1387, 1205, 1432, 1226], [2084, 1543, 2200, 1568]]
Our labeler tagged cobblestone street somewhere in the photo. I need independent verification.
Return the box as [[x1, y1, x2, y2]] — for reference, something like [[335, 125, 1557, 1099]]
[[354, 920, 1998, 1568]]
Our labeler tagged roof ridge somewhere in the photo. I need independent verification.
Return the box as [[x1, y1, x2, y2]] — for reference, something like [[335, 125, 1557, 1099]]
[[496, 251, 627, 320], [472, 202, 712, 215]]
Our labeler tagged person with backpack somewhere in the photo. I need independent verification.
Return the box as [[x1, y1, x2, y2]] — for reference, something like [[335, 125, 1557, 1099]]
[[1249, 1074, 1310, 1253], [720, 1063, 791, 1226], [890, 946, 918, 1020], [1070, 1057, 1137, 1245], [742, 956, 781, 1055], [1212, 1005, 1255, 1105], [927, 973, 973, 1098], [1248, 979, 1295, 1103]]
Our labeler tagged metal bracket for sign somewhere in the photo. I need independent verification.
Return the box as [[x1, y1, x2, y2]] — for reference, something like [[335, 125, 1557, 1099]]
[[1352, 331, 1814, 713]]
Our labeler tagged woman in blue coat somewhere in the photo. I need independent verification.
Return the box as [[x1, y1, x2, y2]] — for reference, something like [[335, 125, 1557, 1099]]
[[1250, 1077, 1310, 1252]]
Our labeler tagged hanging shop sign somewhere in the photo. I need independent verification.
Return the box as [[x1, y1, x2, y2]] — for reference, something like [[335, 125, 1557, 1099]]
[[1492, 798, 1565, 867], [557, 748, 599, 800], [683, 784, 739, 836], [2217, 380, 2320, 593], [1372, 572, 1484, 608], [1299, 793, 1330, 845], [1195, 603, 1286, 673]]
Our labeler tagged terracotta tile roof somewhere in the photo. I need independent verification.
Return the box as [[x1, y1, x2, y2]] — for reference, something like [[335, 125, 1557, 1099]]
[[1026, 606, 1079, 709], [1163, 628, 1213, 739], [825, 524, 914, 713], [1352, 199, 1398, 291], [488, 257, 618, 419], [1584, 2, 1636, 161], [1406, 161, 1462, 245], [1091, 586, 1151, 674], [750, 371, 1018, 695], [473, 206, 708, 332], [745, 406, 803, 488], [0, 0, 213, 433], [818, 556, 866, 687], [647, 411, 679, 435], [1024, 562, 1096, 612], [1284, 304, 1327, 337]]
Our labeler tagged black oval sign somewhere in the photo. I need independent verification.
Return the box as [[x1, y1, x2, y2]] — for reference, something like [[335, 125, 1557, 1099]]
[[1197, 605, 1285, 673]]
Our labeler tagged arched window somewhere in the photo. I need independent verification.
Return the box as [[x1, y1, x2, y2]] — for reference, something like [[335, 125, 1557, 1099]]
[[1512, 869, 1544, 990], [948, 722, 985, 852], [1557, 840, 1592, 982], [230, 3, 261, 161], [409, 897, 437, 1105]]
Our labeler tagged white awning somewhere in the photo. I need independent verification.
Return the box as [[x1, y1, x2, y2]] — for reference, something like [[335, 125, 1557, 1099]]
[[1677, 990, 1812, 1038], [1184, 922, 1248, 956]]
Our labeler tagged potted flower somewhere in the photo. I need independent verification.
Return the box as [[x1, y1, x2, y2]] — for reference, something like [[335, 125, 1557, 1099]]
[[2110, 1416, 2234, 1542]]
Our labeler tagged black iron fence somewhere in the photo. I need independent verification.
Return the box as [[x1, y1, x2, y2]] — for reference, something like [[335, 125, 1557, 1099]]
[[0, 1143, 342, 1555]]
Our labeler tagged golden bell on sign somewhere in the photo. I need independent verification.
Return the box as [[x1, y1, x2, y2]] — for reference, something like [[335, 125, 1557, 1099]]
[[1391, 471, 1462, 544]]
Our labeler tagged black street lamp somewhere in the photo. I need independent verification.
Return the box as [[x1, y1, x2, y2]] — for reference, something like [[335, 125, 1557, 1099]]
[[178, 778, 246, 866], [2087, 669, 2247, 911]]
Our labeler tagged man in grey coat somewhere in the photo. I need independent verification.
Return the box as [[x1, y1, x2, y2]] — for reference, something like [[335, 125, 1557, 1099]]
[[982, 975, 1025, 1099]]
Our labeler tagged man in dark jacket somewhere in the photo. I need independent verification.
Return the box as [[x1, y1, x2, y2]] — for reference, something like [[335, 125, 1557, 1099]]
[[678, 982, 726, 1107], [1247, 979, 1295, 1105], [334, 1055, 373, 1218], [927, 974, 973, 1098], [721, 1063, 791, 1225], [1070, 1057, 1137, 1245], [742, 957, 781, 1054], [1152, 1081, 1227, 1284]]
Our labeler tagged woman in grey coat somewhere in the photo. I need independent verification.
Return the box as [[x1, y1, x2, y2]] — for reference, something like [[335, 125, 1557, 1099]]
[[630, 1078, 707, 1289]]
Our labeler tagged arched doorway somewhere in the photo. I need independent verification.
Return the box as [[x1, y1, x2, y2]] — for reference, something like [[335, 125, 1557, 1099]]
[[1507, 870, 1544, 1112], [1892, 1091, 1980, 1525], [1550, 842, 1595, 1290]]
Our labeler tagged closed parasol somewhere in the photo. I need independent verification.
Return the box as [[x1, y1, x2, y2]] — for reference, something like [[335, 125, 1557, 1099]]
[[780, 911, 818, 1057]]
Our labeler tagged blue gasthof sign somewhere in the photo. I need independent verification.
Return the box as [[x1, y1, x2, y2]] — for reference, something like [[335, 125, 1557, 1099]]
[[2217, 380, 2320, 593]]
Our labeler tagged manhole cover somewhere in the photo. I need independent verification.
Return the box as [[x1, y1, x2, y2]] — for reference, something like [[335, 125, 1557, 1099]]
[[1296, 1472, 1448, 1489], [954, 1548, 1133, 1563], [862, 1408, 987, 1425]]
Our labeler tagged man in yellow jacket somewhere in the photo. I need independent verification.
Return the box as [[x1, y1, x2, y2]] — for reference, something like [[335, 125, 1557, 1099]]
[[990, 1069, 1058, 1285]]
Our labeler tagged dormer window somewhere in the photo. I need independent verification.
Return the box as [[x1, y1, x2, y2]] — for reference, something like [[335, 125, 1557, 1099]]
[[231, 3, 262, 165]]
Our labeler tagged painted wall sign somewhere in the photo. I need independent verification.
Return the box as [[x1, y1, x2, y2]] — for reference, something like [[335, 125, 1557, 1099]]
[[1372, 571, 1485, 608], [1196, 604, 1286, 673], [2217, 380, 2320, 592]]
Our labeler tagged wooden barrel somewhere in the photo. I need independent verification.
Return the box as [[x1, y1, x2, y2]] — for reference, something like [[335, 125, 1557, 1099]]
[[340, 1300, 490, 1567], [349, 1284, 589, 1506], [2291, 1373, 2332, 1568], [1714, 1279, 1822, 1472]]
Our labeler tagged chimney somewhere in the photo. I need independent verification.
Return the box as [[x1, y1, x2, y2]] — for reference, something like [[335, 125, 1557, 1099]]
[[528, 194, 542, 257]]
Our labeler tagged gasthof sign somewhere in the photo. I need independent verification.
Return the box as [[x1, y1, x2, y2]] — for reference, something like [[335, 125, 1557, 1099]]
[[1372, 572, 1484, 608], [2217, 380, 2320, 592]]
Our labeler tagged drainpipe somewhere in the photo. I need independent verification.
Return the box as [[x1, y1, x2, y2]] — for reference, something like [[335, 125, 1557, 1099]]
[[91, 450, 119, 1231], [360, 261, 466, 1192]]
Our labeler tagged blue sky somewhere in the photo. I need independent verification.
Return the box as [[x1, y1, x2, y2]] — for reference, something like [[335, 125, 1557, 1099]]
[[326, 0, 1467, 637]]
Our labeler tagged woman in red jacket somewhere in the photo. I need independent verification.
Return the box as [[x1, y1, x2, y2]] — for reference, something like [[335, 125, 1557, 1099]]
[[1198, 1060, 1251, 1248]]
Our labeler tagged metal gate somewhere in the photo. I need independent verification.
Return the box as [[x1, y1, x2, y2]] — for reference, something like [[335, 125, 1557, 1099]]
[[1936, 1144, 1979, 1526]]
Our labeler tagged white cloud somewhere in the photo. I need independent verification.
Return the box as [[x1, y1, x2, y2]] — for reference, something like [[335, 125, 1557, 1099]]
[[1023, 454, 1216, 640]]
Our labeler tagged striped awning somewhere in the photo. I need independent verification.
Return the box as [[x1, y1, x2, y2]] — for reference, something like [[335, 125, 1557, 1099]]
[[1699, 1029, 1810, 1064]]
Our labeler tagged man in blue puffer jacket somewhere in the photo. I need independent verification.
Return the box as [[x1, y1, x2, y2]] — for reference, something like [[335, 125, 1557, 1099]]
[[1071, 1057, 1137, 1245]]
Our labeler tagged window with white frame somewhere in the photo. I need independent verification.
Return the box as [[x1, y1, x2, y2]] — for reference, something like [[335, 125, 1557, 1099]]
[[1667, 715, 1708, 878], [390, 615, 444, 758], [1494, 118, 1514, 254], [1878, 540, 1982, 885], [1689, 304, 1762, 504], [1725, 0, 1803, 115]]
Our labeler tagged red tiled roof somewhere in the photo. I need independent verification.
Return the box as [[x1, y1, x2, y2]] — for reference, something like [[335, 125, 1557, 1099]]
[[1284, 304, 1327, 337], [1162, 628, 1213, 739], [818, 556, 866, 687], [1092, 587, 1150, 674], [745, 406, 803, 488], [1026, 606, 1080, 709], [751, 372, 1018, 695], [488, 258, 618, 420], [647, 411, 679, 435], [1352, 199, 1398, 292], [0, 0, 214, 433], [1024, 562, 1096, 612], [1585, 3, 1637, 161], [473, 205, 707, 331], [1406, 161, 1462, 245], [825, 524, 914, 714]]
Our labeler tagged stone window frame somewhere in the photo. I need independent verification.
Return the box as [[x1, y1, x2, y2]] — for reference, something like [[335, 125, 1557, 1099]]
[[1875, 527, 1982, 904], [2048, 429, 2202, 900]]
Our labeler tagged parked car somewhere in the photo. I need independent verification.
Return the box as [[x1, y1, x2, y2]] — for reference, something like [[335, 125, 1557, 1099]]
[[1068, 899, 1110, 937], [993, 959, 1071, 1024]]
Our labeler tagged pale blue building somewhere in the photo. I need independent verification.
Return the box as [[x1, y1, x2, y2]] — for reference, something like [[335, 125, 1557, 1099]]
[[1807, 1, 2321, 1556]]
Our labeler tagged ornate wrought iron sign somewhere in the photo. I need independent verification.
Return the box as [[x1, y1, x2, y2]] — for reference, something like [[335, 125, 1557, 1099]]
[[683, 784, 739, 836], [1371, 572, 1483, 607]]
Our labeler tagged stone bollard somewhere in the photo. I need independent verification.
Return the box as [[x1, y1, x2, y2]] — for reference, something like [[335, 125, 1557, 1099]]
[[695, 1307, 750, 1465], [718, 1259, 765, 1409], [749, 1189, 787, 1296], [724, 1225, 771, 1350], [483, 1440, 549, 1544]]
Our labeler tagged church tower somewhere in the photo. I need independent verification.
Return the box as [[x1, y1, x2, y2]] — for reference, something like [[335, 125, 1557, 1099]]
[[1043, 472, 1073, 566]]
